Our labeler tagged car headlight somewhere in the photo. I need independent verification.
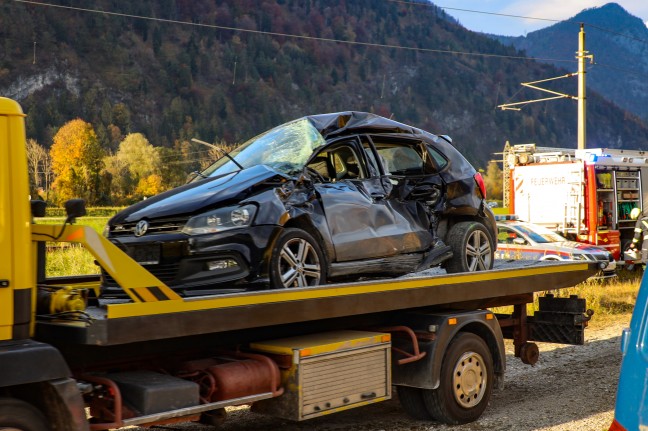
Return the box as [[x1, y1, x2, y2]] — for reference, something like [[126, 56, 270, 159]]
[[182, 204, 257, 235]]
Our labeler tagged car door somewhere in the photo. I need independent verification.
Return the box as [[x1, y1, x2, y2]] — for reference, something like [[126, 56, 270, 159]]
[[307, 138, 430, 262]]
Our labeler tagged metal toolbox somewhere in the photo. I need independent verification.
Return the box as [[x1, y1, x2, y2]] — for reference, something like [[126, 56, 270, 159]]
[[251, 330, 391, 420]]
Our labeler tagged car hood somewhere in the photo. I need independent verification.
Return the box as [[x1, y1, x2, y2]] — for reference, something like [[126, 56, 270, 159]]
[[110, 164, 287, 224]]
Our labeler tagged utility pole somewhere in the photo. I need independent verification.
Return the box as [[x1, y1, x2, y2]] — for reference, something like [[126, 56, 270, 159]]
[[498, 25, 593, 149], [577, 24, 587, 150]]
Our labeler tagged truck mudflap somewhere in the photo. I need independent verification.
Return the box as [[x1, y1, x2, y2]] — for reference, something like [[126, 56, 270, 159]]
[[499, 294, 593, 345]]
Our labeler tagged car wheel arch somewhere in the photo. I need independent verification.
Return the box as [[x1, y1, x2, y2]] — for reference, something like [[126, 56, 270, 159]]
[[268, 227, 328, 289], [279, 215, 334, 264], [442, 215, 496, 248]]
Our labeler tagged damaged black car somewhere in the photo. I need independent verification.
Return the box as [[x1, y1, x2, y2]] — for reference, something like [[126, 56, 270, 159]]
[[102, 112, 496, 296]]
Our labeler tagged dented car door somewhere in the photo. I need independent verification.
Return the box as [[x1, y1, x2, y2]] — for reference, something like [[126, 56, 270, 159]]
[[310, 139, 432, 262]]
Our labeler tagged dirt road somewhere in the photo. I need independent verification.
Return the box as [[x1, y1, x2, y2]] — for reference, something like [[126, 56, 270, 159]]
[[124, 314, 629, 431]]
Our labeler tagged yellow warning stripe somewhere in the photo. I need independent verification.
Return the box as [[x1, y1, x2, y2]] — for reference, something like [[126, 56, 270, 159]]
[[105, 263, 589, 319]]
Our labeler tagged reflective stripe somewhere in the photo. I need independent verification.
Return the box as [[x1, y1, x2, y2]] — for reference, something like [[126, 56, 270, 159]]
[[635, 228, 643, 233]]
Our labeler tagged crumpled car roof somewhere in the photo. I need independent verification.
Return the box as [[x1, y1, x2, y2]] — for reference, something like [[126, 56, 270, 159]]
[[303, 111, 476, 180]]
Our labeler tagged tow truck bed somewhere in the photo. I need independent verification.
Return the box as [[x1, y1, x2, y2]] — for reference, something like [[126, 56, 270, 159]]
[[36, 261, 596, 346]]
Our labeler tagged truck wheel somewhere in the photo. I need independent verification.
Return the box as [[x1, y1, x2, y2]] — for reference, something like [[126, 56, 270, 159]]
[[0, 398, 49, 431], [444, 222, 493, 273], [269, 228, 327, 288], [422, 333, 493, 424], [398, 386, 433, 420]]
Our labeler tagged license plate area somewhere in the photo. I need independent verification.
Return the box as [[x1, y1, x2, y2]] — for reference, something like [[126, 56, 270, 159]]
[[128, 245, 160, 265]]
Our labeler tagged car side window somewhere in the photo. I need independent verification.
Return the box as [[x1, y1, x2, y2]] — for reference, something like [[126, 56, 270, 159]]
[[307, 145, 365, 182], [425, 145, 448, 173], [375, 146, 424, 176], [498, 227, 526, 245]]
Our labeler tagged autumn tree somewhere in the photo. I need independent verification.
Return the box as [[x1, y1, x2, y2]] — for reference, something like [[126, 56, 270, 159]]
[[50, 119, 105, 205], [103, 133, 163, 203], [25, 138, 52, 198], [483, 161, 504, 202]]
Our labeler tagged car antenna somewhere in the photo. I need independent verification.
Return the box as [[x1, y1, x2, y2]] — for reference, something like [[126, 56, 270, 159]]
[[191, 138, 244, 171]]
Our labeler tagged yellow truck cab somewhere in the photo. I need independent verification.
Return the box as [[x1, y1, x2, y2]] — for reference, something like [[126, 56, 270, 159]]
[[0, 98, 88, 430]]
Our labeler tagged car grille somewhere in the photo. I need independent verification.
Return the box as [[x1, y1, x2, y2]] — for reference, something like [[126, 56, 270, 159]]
[[109, 217, 189, 237], [103, 263, 180, 286]]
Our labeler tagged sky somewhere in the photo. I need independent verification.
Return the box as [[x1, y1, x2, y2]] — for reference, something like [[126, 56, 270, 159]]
[[438, 1, 648, 36]]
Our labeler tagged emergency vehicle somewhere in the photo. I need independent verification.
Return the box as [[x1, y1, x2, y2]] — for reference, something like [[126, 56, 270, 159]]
[[503, 142, 648, 261]]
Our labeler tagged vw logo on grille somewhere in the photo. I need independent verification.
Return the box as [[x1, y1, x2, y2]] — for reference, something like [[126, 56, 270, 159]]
[[134, 220, 149, 237]]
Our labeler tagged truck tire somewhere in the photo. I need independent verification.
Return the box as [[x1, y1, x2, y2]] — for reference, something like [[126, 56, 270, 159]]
[[444, 221, 493, 273], [421, 332, 493, 424], [269, 228, 327, 288], [0, 398, 49, 431], [397, 386, 433, 420]]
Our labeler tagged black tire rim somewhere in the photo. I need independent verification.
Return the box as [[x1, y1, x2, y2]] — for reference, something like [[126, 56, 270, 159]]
[[466, 229, 492, 271], [278, 237, 321, 287]]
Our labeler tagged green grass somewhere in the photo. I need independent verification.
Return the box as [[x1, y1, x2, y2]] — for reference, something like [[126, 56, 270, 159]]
[[491, 268, 642, 322], [45, 245, 101, 277], [36, 216, 110, 277], [35, 216, 110, 235]]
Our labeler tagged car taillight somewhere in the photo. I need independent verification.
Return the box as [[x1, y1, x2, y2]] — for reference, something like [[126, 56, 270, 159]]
[[609, 419, 627, 431], [474, 172, 487, 199]]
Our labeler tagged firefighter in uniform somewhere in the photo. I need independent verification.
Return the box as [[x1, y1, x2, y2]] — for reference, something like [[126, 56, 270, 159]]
[[630, 207, 648, 266]]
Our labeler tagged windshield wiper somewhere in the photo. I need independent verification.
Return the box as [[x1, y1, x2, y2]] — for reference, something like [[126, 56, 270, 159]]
[[191, 138, 244, 171]]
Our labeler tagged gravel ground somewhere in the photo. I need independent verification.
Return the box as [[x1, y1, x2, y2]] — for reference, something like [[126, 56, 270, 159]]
[[122, 313, 630, 431]]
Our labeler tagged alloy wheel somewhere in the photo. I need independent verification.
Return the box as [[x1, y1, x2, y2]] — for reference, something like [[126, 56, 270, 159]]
[[278, 237, 322, 288]]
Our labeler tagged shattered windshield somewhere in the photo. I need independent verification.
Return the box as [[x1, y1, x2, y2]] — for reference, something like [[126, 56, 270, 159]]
[[201, 118, 326, 178]]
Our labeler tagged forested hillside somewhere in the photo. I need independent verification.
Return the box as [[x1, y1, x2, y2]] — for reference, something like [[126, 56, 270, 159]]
[[2, 0, 648, 204]]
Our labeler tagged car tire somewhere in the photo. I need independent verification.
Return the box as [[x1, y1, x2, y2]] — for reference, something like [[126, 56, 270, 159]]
[[398, 386, 434, 420], [444, 221, 494, 273], [421, 333, 494, 425], [0, 398, 49, 431], [269, 228, 327, 289]]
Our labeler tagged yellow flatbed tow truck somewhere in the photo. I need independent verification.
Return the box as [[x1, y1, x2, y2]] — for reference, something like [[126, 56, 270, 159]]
[[0, 97, 599, 430]]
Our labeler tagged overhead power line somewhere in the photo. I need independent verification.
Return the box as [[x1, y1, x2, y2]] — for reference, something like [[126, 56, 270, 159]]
[[585, 23, 648, 46], [7, 0, 648, 79], [7, 0, 578, 64], [388, 0, 561, 23], [389, 0, 648, 47]]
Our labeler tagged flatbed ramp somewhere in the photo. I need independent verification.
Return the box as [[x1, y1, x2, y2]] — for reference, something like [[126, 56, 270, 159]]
[[36, 261, 597, 346]]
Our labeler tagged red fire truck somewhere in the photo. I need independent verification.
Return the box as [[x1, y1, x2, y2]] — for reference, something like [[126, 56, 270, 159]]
[[503, 143, 648, 261]]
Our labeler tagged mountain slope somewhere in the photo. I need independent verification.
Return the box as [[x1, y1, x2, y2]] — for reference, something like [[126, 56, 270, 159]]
[[495, 3, 648, 123], [1, 0, 648, 172]]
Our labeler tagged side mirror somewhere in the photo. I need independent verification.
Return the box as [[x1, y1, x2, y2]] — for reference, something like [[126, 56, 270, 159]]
[[64, 199, 87, 223], [30, 200, 47, 218]]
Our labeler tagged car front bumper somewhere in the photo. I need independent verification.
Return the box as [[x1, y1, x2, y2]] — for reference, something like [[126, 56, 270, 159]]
[[101, 225, 282, 296]]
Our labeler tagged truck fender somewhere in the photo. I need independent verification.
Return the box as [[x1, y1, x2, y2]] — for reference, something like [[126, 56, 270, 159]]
[[391, 310, 506, 390], [0, 340, 89, 430]]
